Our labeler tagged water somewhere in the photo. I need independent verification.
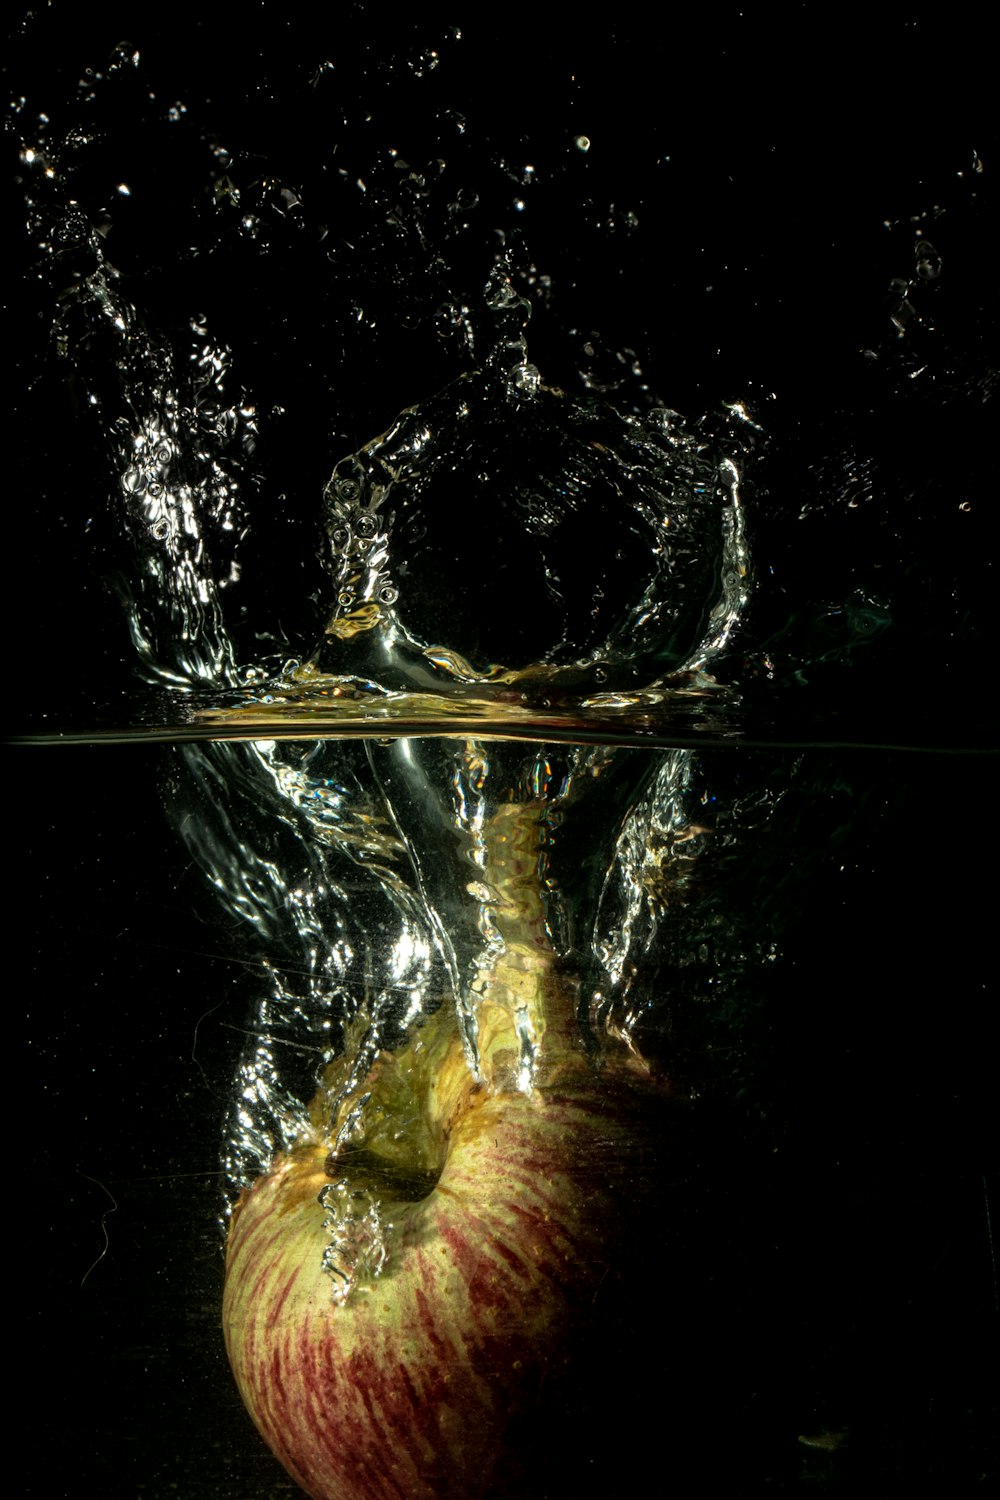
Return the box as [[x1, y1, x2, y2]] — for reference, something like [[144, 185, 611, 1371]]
[[11, 11, 996, 1497]]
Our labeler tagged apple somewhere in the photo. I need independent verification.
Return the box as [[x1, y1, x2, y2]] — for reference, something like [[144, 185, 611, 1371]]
[[223, 802, 668, 1499]]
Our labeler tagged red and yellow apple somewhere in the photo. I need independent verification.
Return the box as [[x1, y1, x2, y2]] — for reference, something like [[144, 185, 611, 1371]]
[[223, 803, 668, 1499]]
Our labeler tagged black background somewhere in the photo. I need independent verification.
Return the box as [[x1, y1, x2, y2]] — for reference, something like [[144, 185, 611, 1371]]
[[8, 4, 997, 1495]]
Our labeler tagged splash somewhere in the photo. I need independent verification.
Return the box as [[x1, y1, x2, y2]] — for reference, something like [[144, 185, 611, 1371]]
[[11, 23, 990, 1229]]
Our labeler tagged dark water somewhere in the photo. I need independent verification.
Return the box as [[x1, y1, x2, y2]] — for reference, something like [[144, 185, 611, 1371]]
[[16, 742, 996, 1494], [9, 6, 997, 1495]]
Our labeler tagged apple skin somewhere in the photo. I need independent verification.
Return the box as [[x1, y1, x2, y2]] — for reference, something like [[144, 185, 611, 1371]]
[[224, 1061, 661, 1500], [223, 801, 668, 1499]]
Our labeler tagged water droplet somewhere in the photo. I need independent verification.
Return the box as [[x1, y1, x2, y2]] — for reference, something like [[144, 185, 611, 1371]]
[[454, 186, 478, 214], [407, 47, 440, 77], [914, 239, 942, 280], [108, 40, 140, 70], [485, 268, 521, 310]]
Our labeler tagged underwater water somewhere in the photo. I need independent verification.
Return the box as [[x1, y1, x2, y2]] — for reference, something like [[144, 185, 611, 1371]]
[[10, 6, 996, 1495]]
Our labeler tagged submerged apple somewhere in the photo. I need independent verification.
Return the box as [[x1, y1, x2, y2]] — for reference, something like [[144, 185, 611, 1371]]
[[223, 803, 668, 1500]]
